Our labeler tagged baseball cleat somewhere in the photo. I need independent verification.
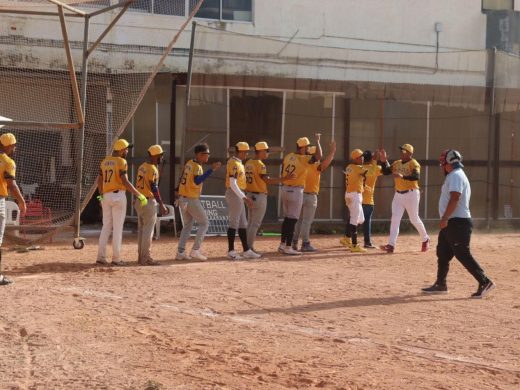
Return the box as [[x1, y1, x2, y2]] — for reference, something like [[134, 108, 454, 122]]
[[301, 242, 317, 252], [176, 251, 191, 260], [190, 249, 208, 261], [421, 239, 430, 252], [0, 274, 13, 286], [471, 280, 496, 299], [281, 246, 301, 255], [350, 245, 367, 253], [364, 243, 377, 249], [228, 250, 243, 260], [380, 244, 395, 253], [278, 244, 286, 253], [421, 283, 448, 294], [95, 259, 109, 265], [242, 249, 261, 259], [111, 260, 128, 267], [339, 237, 352, 248]]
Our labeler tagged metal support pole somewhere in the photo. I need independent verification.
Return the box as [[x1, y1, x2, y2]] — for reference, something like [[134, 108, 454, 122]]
[[485, 47, 496, 230], [180, 21, 197, 172], [73, 15, 90, 248]]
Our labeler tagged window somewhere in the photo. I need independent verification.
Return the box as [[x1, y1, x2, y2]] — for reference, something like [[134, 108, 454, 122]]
[[190, 0, 253, 22], [128, 0, 186, 16], [482, 0, 514, 10]]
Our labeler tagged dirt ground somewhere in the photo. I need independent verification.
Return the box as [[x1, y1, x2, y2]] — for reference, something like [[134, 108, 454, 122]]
[[0, 231, 519, 390]]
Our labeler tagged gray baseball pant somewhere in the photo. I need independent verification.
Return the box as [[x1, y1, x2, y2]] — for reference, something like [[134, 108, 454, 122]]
[[281, 185, 304, 219], [293, 193, 318, 243], [225, 188, 247, 229], [177, 197, 209, 253], [134, 198, 157, 263], [246, 192, 267, 248]]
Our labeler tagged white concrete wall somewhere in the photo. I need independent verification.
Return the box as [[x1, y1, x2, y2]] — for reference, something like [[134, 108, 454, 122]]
[[0, 0, 488, 76]]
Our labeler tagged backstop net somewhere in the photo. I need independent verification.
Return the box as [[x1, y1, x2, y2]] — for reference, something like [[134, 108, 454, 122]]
[[184, 24, 519, 225], [0, 0, 204, 244]]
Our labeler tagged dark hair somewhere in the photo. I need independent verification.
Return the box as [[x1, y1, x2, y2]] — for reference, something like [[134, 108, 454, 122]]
[[194, 143, 209, 154], [362, 150, 372, 162]]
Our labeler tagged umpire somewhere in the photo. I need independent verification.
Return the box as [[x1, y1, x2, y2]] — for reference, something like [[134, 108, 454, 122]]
[[422, 149, 495, 299]]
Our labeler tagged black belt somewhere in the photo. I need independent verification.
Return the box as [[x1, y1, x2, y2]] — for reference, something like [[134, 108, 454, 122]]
[[112, 190, 119, 193], [396, 189, 414, 194], [247, 191, 262, 195], [304, 192, 318, 195]]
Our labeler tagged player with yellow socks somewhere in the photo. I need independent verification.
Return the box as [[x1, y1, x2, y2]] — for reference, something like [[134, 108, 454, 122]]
[[344, 149, 368, 253]]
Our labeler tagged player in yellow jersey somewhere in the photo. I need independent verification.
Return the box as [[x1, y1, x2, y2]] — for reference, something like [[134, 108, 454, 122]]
[[292, 139, 336, 252], [360, 150, 383, 248], [379, 144, 430, 253], [344, 149, 368, 253], [96, 139, 147, 266], [176, 143, 222, 261], [225, 142, 259, 260], [279, 134, 322, 255], [134, 144, 169, 266], [244, 141, 294, 255], [0, 133, 26, 286]]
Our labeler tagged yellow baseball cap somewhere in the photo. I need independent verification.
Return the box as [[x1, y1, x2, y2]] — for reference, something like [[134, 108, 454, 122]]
[[296, 137, 310, 148], [148, 144, 164, 156], [399, 144, 414, 154], [255, 141, 269, 151], [308, 146, 317, 155], [236, 142, 250, 152], [0, 133, 16, 147], [351, 149, 363, 159], [113, 138, 133, 151]]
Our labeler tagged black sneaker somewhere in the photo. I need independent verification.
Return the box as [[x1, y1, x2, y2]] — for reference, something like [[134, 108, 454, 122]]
[[301, 242, 317, 252], [364, 243, 377, 249], [422, 283, 448, 294], [471, 280, 496, 299], [0, 274, 13, 286]]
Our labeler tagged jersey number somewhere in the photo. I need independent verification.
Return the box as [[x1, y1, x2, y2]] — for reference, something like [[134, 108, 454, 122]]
[[104, 169, 114, 183], [284, 164, 296, 176], [180, 171, 188, 185], [245, 171, 253, 184], [136, 174, 145, 189]]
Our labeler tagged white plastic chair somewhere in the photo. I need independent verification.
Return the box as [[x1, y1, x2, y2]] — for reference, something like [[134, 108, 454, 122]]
[[154, 204, 176, 240], [5, 200, 20, 237]]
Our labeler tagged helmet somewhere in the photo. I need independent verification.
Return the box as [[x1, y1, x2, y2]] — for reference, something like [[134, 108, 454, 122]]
[[0, 133, 16, 147], [113, 139, 133, 151], [148, 144, 164, 156], [440, 149, 463, 166]]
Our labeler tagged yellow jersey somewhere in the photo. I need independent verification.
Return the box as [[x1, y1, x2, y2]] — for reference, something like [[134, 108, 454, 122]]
[[304, 162, 321, 194], [136, 162, 159, 199], [362, 161, 382, 205], [225, 157, 247, 190], [282, 153, 312, 187], [0, 153, 16, 198], [100, 156, 127, 193], [392, 159, 420, 191], [245, 159, 268, 194], [345, 163, 366, 193], [178, 159, 203, 199]]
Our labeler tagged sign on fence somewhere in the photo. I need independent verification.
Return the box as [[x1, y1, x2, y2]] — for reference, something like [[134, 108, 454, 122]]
[[179, 195, 229, 236]]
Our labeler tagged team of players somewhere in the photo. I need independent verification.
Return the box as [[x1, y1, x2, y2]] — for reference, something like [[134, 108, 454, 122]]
[[92, 136, 430, 263], [0, 132, 494, 297]]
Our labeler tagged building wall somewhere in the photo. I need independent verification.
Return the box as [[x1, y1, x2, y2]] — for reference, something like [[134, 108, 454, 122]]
[[0, 0, 487, 73]]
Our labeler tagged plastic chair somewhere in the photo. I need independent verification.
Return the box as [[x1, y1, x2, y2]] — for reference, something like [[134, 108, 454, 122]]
[[154, 204, 176, 240], [5, 200, 20, 237]]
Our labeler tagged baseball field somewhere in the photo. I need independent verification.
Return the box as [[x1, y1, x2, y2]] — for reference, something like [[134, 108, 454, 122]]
[[0, 232, 519, 389]]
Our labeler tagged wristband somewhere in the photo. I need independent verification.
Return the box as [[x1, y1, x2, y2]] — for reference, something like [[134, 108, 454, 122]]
[[97, 195, 103, 202], [137, 194, 148, 206]]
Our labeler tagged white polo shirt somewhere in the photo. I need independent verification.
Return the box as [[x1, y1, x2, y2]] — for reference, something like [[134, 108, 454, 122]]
[[439, 168, 471, 219]]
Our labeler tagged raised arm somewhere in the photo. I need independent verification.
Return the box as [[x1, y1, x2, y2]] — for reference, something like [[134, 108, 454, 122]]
[[318, 140, 337, 172]]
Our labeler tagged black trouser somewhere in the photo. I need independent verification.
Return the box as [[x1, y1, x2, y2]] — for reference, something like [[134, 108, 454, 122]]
[[362, 204, 374, 245], [436, 218, 489, 286]]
